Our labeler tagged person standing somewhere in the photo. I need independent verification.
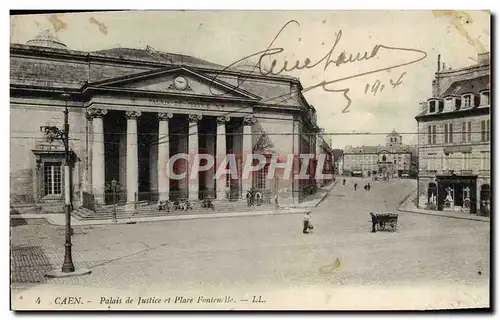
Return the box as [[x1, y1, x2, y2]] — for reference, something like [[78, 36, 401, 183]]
[[354, 183, 358, 191], [370, 212, 377, 233], [303, 212, 311, 234]]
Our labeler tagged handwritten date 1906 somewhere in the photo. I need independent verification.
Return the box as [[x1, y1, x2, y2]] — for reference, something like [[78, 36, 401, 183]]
[[210, 20, 427, 113]]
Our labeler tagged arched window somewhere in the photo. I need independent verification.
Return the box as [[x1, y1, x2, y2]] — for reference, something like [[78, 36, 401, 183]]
[[382, 155, 387, 162]]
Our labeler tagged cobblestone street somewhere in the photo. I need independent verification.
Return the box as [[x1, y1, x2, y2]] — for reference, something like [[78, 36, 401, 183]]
[[11, 177, 490, 309]]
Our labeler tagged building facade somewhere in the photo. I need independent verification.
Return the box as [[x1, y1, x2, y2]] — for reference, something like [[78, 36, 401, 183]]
[[10, 31, 322, 213], [415, 52, 490, 216], [342, 130, 413, 178], [315, 130, 335, 188], [331, 149, 344, 176]]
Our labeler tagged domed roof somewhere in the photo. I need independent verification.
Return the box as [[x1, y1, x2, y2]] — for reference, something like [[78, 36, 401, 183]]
[[26, 30, 67, 49]]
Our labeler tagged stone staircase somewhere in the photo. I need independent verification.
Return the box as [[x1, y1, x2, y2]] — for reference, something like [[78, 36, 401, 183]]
[[71, 200, 277, 221]]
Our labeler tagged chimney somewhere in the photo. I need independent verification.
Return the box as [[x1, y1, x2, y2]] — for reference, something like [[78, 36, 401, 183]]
[[437, 54, 441, 72], [478, 52, 490, 66]]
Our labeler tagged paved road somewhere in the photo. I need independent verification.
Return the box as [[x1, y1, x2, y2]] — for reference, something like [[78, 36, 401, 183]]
[[11, 177, 490, 309]]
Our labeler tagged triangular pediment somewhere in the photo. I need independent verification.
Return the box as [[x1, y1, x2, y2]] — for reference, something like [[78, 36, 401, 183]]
[[84, 66, 260, 101]]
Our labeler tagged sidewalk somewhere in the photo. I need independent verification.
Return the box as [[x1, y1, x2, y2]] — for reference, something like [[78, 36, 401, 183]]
[[11, 207, 310, 226], [291, 180, 338, 208], [398, 190, 490, 223]]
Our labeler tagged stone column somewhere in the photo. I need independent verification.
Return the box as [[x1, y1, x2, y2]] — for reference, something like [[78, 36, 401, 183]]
[[242, 115, 256, 197], [125, 111, 141, 206], [158, 112, 173, 201], [87, 108, 107, 205], [216, 116, 230, 200], [188, 114, 202, 201]]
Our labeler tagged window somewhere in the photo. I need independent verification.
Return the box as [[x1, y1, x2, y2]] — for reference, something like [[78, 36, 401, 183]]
[[463, 95, 471, 108], [43, 162, 62, 196], [432, 125, 437, 144], [429, 100, 436, 113], [427, 125, 432, 144], [481, 119, 490, 142], [382, 155, 386, 162], [444, 123, 453, 143], [480, 91, 489, 106], [445, 97, 458, 111], [254, 165, 269, 189]]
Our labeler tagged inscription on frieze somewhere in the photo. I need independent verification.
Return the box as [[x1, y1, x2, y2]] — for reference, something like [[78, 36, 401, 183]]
[[148, 98, 225, 111]]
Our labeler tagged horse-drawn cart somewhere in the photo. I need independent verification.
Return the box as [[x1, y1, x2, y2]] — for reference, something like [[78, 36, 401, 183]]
[[376, 213, 398, 231]]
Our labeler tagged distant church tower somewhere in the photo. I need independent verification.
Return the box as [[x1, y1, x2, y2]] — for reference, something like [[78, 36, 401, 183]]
[[386, 129, 402, 147]]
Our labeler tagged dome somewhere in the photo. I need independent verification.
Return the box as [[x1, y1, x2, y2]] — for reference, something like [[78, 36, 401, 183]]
[[26, 30, 67, 49]]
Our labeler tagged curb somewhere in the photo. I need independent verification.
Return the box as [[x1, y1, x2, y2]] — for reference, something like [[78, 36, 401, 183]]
[[290, 180, 339, 209], [315, 180, 339, 207], [397, 190, 489, 223], [42, 208, 311, 226], [397, 208, 490, 222]]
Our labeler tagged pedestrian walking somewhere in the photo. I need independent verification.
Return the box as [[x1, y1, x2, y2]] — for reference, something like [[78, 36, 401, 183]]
[[367, 183, 371, 191], [303, 212, 311, 234], [354, 183, 358, 191], [343, 179, 346, 185], [370, 212, 377, 233]]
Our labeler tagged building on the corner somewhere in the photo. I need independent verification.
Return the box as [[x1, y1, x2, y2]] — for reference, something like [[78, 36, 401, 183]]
[[415, 52, 491, 216], [10, 30, 323, 214], [341, 130, 413, 179]]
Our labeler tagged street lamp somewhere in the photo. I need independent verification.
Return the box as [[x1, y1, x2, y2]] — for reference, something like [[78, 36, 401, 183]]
[[44, 92, 91, 278], [60, 92, 75, 273]]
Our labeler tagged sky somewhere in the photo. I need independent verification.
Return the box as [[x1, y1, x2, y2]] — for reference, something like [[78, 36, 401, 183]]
[[10, 10, 490, 149]]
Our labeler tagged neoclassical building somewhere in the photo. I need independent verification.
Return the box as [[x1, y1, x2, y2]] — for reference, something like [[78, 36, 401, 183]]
[[10, 31, 323, 213], [342, 130, 413, 178], [415, 52, 490, 216]]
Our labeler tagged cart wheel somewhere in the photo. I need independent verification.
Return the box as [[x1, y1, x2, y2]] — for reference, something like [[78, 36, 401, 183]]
[[378, 222, 385, 231], [390, 223, 396, 230]]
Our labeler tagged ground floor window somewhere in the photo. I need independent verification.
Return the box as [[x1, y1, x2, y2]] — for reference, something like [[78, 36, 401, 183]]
[[434, 178, 477, 213], [253, 164, 269, 190], [43, 162, 62, 196]]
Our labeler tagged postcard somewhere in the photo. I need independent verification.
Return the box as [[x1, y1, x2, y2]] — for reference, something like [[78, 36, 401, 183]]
[[10, 10, 490, 310]]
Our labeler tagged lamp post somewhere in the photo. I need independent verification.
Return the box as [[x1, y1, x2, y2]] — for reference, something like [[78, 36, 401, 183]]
[[44, 92, 91, 278], [60, 92, 75, 273]]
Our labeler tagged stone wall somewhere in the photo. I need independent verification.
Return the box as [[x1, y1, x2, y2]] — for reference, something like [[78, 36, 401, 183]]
[[10, 98, 89, 207]]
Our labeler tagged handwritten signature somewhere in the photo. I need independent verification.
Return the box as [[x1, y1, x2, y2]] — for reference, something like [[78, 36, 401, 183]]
[[210, 20, 427, 113]]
